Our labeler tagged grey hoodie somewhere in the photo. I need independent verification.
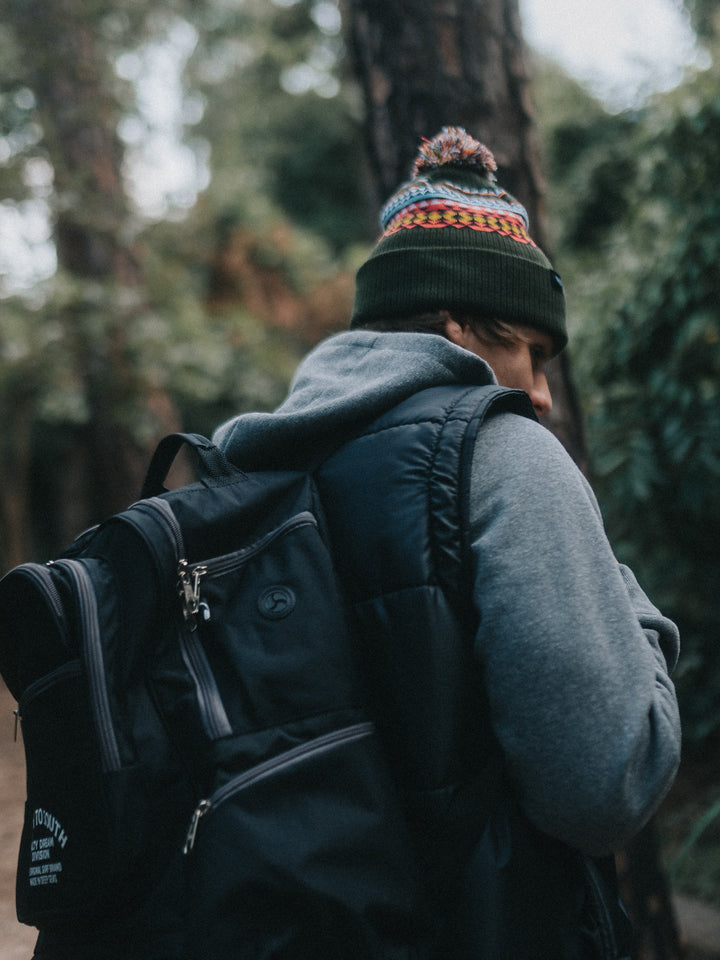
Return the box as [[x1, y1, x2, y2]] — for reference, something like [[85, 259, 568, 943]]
[[214, 330, 681, 856]]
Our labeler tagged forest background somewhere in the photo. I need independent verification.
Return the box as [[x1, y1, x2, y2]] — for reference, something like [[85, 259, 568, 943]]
[[1, 0, 720, 956]]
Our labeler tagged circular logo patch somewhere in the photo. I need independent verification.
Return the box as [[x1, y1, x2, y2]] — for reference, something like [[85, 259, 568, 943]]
[[258, 585, 296, 620]]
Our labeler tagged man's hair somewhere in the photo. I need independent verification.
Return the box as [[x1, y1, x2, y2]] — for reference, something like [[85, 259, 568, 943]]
[[359, 310, 521, 345]]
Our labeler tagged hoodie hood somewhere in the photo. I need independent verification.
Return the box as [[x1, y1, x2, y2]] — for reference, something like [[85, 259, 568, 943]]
[[213, 330, 497, 470]]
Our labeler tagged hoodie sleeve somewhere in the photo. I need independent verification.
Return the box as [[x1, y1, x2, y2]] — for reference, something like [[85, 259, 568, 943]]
[[468, 411, 681, 856]]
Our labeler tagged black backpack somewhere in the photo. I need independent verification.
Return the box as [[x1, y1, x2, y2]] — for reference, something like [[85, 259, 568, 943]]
[[0, 433, 418, 959]]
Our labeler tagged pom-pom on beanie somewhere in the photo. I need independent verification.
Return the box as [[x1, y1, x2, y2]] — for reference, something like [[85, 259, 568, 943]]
[[350, 127, 567, 353]]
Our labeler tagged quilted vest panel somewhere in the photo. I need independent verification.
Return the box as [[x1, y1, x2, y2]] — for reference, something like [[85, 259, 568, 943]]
[[316, 384, 535, 796]]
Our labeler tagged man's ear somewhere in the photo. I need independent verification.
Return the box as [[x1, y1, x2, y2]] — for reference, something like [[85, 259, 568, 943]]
[[444, 317, 467, 347]]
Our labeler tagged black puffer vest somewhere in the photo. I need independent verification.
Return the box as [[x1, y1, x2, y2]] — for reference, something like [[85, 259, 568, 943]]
[[317, 383, 533, 791], [316, 384, 535, 929], [317, 383, 631, 960]]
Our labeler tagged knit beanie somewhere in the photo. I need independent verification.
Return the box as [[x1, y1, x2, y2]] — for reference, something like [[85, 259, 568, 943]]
[[350, 127, 567, 353]]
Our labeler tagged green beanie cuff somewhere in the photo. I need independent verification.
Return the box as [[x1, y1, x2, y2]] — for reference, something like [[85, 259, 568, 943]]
[[351, 247, 567, 353]]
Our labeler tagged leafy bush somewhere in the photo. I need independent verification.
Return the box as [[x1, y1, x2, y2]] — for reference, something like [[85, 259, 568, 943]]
[[564, 71, 720, 749]]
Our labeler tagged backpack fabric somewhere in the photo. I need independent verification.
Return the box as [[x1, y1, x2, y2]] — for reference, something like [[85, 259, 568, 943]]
[[0, 388, 631, 959]]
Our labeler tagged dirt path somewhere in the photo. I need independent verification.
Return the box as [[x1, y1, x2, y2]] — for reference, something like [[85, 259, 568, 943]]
[[0, 683, 37, 960]]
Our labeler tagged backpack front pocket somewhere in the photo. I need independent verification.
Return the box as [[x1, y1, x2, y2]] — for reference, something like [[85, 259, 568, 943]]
[[182, 721, 419, 960], [175, 511, 359, 740]]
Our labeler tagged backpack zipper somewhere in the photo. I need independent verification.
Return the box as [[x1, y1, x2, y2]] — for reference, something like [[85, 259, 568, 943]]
[[177, 560, 208, 626], [183, 720, 374, 854], [131, 496, 186, 559], [18, 660, 83, 709], [182, 511, 317, 623], [15, 661, 83, 741], [9, 563, 81, 743], [14, 564, 67, 637], [177, 610, 233, 740], [52, 559, 122, 773], [125, 497, 232, 738]]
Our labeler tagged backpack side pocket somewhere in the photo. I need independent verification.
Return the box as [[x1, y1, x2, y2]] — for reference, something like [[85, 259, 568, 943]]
[[4, 560, 162, 925], [15, 657, 118, 924]]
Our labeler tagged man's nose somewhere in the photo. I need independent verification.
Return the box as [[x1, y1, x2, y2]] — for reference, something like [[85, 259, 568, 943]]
[[530, 373, 552, 416]]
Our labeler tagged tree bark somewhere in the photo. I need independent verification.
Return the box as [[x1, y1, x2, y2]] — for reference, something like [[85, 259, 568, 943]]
[[10, 1, 183, 544], [0, 391, 34, 572], [342, 0, 587, 469]]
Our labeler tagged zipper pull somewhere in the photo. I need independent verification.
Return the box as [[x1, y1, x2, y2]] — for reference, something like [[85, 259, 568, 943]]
[[13, 709, 19, 742], [177, 561, 208, 629], [183, 799, 212, 854]]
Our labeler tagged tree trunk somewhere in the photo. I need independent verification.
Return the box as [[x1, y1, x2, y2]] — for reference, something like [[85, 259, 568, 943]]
[[343, 2, 679, 956], [342, 0, 586, 469], [10, 1, 183, 543], [0, 392, 34, 572]]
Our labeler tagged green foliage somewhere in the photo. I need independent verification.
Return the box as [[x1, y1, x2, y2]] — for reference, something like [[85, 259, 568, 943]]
[[130, 303, 303, 437], [534, 59, 641, 252], [262, 95, 374, 251], [545, 63, 720, 748], [684, 0, 720, 41], [184, 0, 369, 252], [662, 786, 720, 907], [131, 214, 314, 436]]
